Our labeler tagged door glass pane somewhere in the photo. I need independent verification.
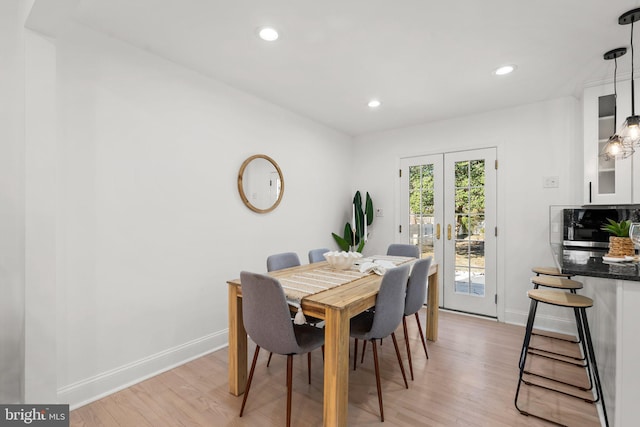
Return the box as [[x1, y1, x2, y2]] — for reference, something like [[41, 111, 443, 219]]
[[409, 164, 435, 259], [598, 94, 616, 194], [455, 189, 470, 213], [455, 161, 469, 187], [453, 159, 486, 297]]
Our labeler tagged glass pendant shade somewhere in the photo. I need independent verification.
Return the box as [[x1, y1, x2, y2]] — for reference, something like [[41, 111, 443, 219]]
[[600, 47, 632, 160], [619, 115, 640, 146], [601, 134, 635, 160]]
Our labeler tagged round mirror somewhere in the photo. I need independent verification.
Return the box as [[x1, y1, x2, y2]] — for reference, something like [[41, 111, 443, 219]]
[[237, 154, 284, 213]]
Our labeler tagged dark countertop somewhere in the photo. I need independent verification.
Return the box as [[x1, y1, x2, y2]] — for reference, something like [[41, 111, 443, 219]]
[[559, 248, 640, 281]]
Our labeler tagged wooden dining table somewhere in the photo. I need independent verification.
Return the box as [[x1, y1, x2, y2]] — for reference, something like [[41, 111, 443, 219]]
[[227, 259, 439, 427]]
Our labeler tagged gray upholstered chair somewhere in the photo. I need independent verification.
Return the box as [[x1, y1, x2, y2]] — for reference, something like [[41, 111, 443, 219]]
[[387, 243, 420, 258], [402, 257, 433, 380], [350, 264, 410, 422], [239, 272, 325, 427], [266, 251, 321, 367], [267, 252, 301, 272], [308, 248, 330, 264]]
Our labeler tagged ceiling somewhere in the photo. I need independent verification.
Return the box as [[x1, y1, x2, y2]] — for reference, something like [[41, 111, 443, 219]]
[[32, 0, 640, 135]]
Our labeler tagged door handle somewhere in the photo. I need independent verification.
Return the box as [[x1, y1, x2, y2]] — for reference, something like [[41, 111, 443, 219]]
[[447, 224, 452, 240], [436, 223, 441, 240]]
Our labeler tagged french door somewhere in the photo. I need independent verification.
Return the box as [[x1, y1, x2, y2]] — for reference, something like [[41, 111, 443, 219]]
[[400, 148, 497, 317]]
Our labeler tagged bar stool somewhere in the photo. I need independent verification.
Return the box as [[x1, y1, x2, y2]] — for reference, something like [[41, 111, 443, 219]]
[[515, 289, 608, 427], [526, 276, 590, 389], [530, 275, 583, 346], [531, 266, 572, 278]]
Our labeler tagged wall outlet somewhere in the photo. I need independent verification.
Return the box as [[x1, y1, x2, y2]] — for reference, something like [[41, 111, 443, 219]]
[[543, 176, 559, 188], [375, 208, 384, 217]]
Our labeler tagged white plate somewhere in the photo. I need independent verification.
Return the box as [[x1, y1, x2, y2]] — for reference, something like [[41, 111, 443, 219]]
[[602, 256, 632, 263]]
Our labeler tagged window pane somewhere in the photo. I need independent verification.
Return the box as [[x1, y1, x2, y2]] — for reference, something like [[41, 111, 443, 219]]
[[470, 160, 485, 187], [455, 189, 469, 214], [455, 161, 469, 187], [470, 268, 485, 297], [469, 214, 485, 241], [470, 188, 484, 213]]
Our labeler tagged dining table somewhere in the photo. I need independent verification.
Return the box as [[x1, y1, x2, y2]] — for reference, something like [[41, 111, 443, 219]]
[[227, 256, 439, 427]]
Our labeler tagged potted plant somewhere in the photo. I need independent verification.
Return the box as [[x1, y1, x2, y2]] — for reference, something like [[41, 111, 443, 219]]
[[332, 191, 374, 253], [601, 218, 635, 257]]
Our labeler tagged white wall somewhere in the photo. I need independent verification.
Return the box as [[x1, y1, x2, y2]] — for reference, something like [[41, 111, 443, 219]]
[[0, 0, 30, 404], [353, 97, 583, 329], [25, 29, 58, 403], [48, 23, 353, 406]]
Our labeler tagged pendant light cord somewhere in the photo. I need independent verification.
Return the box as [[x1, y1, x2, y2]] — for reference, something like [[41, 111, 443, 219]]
[[632, 20, 635, 116], [615, 56, 618, 124]]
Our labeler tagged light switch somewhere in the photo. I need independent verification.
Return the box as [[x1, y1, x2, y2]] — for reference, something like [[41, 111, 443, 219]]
[[543, 176, 559, 188]]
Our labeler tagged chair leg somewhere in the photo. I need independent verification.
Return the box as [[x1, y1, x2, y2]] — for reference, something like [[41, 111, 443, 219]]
[[240, 345, 261, 417], [414, 312, 429, 359], [308, 352, 311, 384], [402, 316, 414, 381], [267, 352, 273, 367], [391, 332, 409, 389], [361, 340, 367, 364], [286, 355, 293, 427], [371, 339, 384, 422], [353, 338, 358, 371]]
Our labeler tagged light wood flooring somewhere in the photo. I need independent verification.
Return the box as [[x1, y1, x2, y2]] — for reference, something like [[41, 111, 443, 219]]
[[70, 310, 602, 426]]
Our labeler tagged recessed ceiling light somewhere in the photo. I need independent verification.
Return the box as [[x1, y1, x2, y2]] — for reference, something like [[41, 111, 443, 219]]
[[368, 99, 381, 108], [494, 65, 516, 76], [258, 27, 279, 41]]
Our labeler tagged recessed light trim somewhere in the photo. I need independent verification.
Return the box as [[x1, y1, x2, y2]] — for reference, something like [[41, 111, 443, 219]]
[[368, 99, 381, 108], [258, 27, 279, 41], [494, 65, 516, 76]]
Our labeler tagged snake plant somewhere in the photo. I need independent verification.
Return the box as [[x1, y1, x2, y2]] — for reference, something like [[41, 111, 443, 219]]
[[332, 191, 374, 252]]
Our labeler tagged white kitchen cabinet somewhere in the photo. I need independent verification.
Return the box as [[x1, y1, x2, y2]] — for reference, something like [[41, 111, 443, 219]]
[[583, 82, 634, 204]]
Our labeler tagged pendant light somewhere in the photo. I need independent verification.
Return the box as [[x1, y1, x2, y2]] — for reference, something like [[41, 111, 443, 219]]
[[601, 47, 634, 160], [618, 8, 640, 147]]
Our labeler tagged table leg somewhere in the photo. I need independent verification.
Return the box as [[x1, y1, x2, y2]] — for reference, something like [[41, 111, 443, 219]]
[[426, 264, 439, 342], [323, 307, 349, 427], [228, 285, 247, 396]]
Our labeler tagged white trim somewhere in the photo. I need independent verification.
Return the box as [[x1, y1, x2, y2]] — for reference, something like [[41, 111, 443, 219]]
[[59, 330, 228, 409], [504, 309, 578, 336]]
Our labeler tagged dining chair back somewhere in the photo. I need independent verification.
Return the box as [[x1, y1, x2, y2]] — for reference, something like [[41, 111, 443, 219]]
[[387, 243, 419, 258], [239, 271, 325, 427], [267, 252, 301, 272], [350, 264, 410, 421], [402, 256, 433, 380], [308, 248, 330, 264]]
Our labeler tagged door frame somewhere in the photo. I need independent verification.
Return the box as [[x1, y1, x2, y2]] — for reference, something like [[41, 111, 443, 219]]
[[396, 147, 503, 320]]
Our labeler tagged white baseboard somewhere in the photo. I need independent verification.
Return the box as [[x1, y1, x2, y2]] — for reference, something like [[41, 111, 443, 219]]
[[59, 329, 229, 410], [504, 309, 578, 336]]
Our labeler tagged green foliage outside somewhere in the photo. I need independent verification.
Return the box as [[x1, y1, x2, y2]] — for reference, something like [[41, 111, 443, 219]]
[[409, 160, 486, 237]]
